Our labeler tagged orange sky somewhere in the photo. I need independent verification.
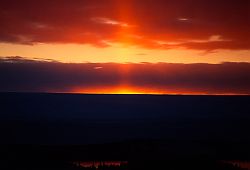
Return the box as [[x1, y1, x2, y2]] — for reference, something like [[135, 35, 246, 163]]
[[0, 0, 249, 63], [0, 43, 250, 64], [0, 0, 250, 94]]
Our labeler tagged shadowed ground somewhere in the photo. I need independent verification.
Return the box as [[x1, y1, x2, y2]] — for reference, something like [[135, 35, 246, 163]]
[[0, 93, 250, 169]]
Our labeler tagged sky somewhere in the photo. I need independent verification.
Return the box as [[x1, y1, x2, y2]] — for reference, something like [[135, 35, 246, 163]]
[[0, 0, 250, 94]]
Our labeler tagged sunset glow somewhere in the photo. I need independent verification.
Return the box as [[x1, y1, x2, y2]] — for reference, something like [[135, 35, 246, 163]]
[[0, 0, 250, 94], [2, 2, 250, 170], [72, 86, 163, 95]]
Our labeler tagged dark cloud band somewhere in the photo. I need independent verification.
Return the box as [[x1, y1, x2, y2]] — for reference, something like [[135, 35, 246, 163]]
[[1, 57, 250, 94]]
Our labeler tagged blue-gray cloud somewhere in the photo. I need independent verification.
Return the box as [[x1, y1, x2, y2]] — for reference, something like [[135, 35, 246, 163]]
[[1, 56, 250, 94]]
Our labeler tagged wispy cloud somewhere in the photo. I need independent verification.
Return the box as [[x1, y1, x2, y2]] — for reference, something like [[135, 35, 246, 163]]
[[91, 17, 131, 27]]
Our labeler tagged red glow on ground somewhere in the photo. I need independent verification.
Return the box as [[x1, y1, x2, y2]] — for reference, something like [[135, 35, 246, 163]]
[[222, 161, 250, 170], [73, 161, 128, 169]]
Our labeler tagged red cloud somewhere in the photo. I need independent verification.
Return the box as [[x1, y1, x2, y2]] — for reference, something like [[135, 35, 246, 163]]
[[0, 0, 249, 50]]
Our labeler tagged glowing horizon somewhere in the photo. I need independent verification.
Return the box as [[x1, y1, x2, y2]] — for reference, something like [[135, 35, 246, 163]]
[[1, 43, 250, 64], [0, 0, 249, 94], [0, 0, 249, 64]]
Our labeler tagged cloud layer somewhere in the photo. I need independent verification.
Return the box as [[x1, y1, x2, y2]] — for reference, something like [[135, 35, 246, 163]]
[[1, 57, 250, 94], [0, 0, 249, 50]]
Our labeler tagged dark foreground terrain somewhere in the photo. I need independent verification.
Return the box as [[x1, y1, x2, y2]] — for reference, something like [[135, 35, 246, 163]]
[[0, 93, 250, 169]]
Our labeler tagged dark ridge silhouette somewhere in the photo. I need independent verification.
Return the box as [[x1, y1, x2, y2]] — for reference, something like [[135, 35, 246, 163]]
[[1, 93, 250, 169], [1, 143, 249, 170]]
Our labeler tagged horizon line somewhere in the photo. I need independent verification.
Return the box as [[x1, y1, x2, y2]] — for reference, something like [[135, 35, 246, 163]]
[[1, 91, 250, 96]]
